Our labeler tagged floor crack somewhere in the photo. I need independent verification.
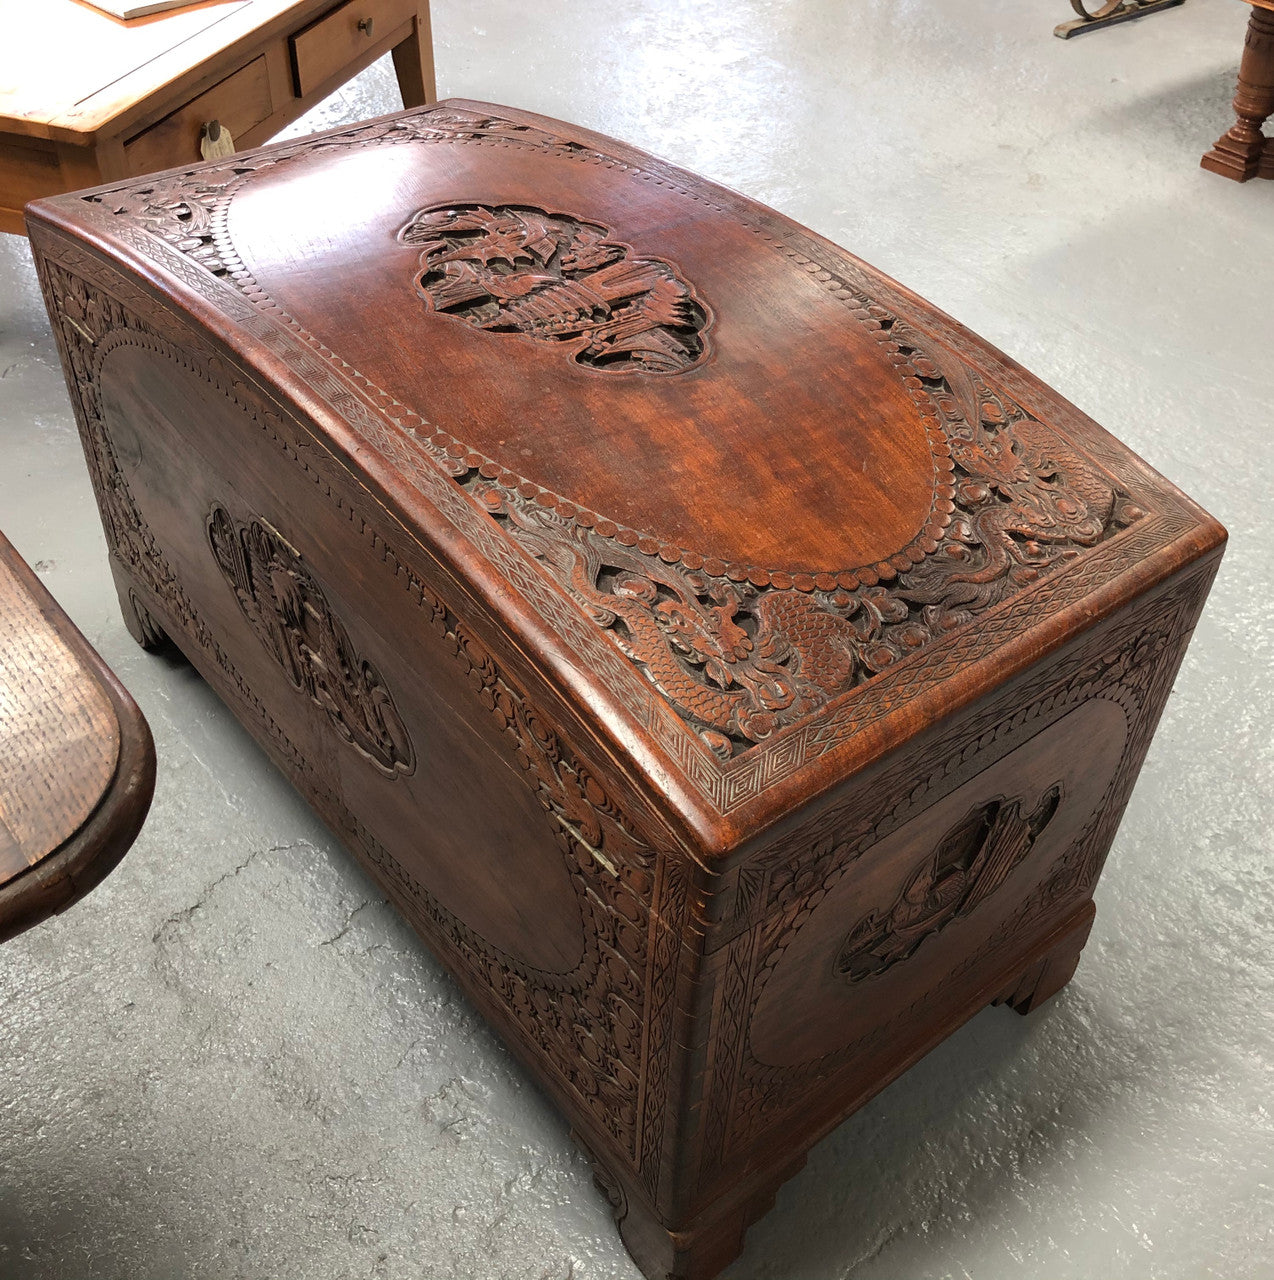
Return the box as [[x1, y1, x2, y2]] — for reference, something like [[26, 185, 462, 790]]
[[151, 841, 303, 943], [319, 899, 375, 948]]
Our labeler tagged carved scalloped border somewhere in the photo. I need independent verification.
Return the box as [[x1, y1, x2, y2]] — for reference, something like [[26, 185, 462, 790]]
[[222, 186, 959, 589], [89, 106, 961, 589]]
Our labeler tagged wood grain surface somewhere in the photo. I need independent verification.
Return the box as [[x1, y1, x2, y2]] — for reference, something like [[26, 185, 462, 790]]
[[0, 543, 120, 880], [26, 102, 1225, 1279], [0, 530, 154, 942]]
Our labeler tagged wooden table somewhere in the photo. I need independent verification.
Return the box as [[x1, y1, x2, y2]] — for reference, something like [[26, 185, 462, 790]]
[[0, 0, 435, 234], [0, 531, 155, 943], [1201, 0, 1274, 180]]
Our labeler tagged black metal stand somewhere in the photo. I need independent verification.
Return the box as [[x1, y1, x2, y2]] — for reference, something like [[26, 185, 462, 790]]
[[1054, 0, 1186, 40]]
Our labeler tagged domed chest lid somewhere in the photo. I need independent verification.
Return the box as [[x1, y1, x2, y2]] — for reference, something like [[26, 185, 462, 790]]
[[57, 101, 1217, 841]]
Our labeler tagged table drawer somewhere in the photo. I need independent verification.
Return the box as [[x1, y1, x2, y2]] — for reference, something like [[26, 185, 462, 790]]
[[123, 55, 274, 174], [290, 0, 417, 98]]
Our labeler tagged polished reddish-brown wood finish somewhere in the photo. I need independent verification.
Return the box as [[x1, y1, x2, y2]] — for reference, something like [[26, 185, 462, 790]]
[[0, 530, 155, 943], [27, 101, 1224, 1279]]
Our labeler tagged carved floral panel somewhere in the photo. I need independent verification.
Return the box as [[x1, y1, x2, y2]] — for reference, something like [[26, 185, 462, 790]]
[[34, 254, 686, 1197]]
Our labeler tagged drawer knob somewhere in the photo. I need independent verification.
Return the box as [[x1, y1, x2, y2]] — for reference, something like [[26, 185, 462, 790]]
[[357, 16, 374, 36], [199, 119, 236, 161]]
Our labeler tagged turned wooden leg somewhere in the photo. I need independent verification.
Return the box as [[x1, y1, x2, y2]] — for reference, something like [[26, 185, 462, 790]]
[[575, 1132, 805, 1280], [1202, 5, 1274, 182], [993, 898, 1096, 1016], [391, 7, 438, 108]]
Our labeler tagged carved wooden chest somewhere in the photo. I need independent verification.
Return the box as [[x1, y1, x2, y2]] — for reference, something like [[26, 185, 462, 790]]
[[28, 101, 1224, 1280]]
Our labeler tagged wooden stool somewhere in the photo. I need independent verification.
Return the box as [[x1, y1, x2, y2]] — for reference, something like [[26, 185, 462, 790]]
[[0, 531, 154, 943], [1202, 0, 1274, 180]]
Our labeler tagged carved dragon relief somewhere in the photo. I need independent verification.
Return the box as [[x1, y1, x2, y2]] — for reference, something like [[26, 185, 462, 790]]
[[207, 504, 415, 776], [834, 783, 1061, 983], [473, 334, 1142, 758], [398, 203, 710, 374], [79, 105, 1149, 761]]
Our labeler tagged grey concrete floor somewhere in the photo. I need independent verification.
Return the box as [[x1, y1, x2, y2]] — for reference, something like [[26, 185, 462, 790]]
[[1, 1, 1272, 1277]]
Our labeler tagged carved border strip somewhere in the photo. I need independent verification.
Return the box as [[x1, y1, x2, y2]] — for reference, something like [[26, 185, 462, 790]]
[[34, 244, 690, 1200]]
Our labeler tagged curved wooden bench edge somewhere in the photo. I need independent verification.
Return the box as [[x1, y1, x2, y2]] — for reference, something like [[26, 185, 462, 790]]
[[0, 542, 156, 944]]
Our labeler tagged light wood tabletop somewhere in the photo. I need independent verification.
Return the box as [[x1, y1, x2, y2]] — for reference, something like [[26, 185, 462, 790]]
[[0, 0, 435, 232]]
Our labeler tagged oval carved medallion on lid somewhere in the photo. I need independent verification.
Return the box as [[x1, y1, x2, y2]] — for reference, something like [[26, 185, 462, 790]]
[[223, 140, 943, 579]]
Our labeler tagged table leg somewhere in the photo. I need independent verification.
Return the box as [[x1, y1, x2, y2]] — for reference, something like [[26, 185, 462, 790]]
[[392, 6, 437, 108], [1201, 5, 1274, 181]]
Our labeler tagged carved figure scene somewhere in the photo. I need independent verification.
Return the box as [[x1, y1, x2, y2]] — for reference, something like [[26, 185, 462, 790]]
[[835, 783, 1063, 983], [398, 202, 710, 374], [207, 504, 415, 776]]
